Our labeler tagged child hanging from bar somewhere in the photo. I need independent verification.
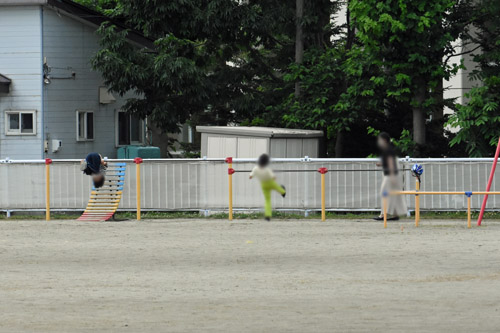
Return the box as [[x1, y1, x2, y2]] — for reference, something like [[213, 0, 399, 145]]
[[80, 152, 108, 189], [249, 154, 286, 221]]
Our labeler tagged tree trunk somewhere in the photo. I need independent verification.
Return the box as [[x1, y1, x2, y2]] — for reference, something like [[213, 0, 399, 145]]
[[432, 79, 444, 122], [413, 80, 427, 148], [346, 1, 355, 50], [429, 78, 444, 141], [319, 128, 329, 157], [294, 0, 304, 98], [335, 130, 344, 158]]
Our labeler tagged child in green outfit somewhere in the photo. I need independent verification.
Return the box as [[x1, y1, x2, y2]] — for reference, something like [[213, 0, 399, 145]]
[[249, 154, 286, 221]]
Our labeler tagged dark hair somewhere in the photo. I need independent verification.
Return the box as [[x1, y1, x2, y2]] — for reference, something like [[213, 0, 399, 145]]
[[378, 132, 391, 143], [83, 167, 93, 176], [93, 176, 105, 189], [258, 154, 270, 167]]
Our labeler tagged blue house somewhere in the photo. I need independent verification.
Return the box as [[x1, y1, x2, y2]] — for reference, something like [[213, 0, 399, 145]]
[[0, 0, 153, 159]]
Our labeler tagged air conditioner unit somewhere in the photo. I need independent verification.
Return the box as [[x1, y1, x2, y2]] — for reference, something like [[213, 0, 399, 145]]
[[99, 86, 116, 104]]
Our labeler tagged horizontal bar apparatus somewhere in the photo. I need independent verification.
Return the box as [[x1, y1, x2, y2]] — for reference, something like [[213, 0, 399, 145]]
[[384, 191, 500, 229], [392, 191, 500, 195]]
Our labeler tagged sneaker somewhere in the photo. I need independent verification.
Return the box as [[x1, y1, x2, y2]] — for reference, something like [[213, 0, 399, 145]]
[[281, 185, 286, 198], [373, 215, 400, 221], [265, 217, 271, 222]]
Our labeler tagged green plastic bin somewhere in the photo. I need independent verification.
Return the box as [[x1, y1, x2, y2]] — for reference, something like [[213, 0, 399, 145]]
[[117, 146, 161, 159]]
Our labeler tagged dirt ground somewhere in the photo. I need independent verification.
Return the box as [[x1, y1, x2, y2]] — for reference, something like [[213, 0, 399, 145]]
[[1, 219, 500, 332]]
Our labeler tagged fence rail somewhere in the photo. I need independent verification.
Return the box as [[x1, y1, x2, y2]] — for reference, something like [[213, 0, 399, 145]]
[[0, 157, 499, 213]]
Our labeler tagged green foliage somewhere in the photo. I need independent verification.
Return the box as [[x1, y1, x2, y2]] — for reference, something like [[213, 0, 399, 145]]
[[348, 0, 469, 154], [73, 0, 497, 158], [179, 142, 201, 158], [73, 0, 117, 15], [367, 127, 415, 156], [89, 0, 299, 134], [281, 47, 345, 134], [391, 129, 416, 156], [447, 0, 500, 156], [92, 28, 209, 132], [448, 86, 500, 156]]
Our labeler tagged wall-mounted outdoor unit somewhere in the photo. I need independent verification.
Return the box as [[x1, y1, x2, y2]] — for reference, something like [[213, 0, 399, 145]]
[[99, 86, 116, 104]]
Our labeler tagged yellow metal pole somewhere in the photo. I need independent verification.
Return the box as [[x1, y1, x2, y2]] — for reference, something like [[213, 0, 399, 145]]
[[45, 159, 52, 221], [383, 196, 388, 228], [321, 173, 326, 221], [467, 196, 472, 229], [393, 191, 500, 195], [229, 166, 233, 221], [134, 158, 143, 220], [415, 180, 420, 227], [137, 164, 141, 220], [227, 157, 233, 221], [473, 192, 500, 195]]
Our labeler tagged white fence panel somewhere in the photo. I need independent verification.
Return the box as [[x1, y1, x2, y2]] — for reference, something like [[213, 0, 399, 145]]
[[403, 160, 500, 210], [0, 158, 499, 212]]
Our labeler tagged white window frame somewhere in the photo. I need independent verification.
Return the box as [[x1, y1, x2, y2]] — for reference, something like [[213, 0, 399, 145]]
[[115, 110, 145, 147], [5, 110, 37, 136], [76, 110, 94, 142]]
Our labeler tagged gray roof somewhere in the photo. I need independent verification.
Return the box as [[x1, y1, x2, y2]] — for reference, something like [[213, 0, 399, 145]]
[[0, 74, 10, 83], [0, 74, 11, 93], [196, 126, 324, 138], [0, 0, 154, 48], [0, 0, 47, 5]]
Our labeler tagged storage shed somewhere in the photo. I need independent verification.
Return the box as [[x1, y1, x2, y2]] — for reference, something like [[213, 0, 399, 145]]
[[197, 126, 324, 158]]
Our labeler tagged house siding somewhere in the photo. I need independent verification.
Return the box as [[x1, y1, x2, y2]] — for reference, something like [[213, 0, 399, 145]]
[[42, 7, 128, 159], [0, 6, 42, 159]]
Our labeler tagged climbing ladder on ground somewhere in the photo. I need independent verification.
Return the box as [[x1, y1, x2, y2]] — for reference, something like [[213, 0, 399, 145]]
[[77, 162, 126, 221]]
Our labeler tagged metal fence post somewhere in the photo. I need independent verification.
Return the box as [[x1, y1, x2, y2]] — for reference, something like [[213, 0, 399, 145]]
[[383, 191, 388, 228], [318, 167, 328, 221], [226, 157, 234, 221], [466, 192, 472, 229], [415, 179, 421, 227], [45, 158, 52, 221], [134, 157, 143, 220]]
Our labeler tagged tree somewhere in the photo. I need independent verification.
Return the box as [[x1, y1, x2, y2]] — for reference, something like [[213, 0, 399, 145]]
[[276, 0, 348, 156], [349, 0, 467, 155], [77, 0, 477, 157], [74, 0, 117, 14], [89, 0, 296, 135], [448, 0, 500, 156], [294, 0, 304, 98]]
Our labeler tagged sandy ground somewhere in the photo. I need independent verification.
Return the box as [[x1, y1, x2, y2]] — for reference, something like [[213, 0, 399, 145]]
[[1, 219, 500, 332]]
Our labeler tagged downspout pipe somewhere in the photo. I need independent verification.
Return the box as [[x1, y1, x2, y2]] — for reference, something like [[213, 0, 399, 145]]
[[40, 6, 45, 159]]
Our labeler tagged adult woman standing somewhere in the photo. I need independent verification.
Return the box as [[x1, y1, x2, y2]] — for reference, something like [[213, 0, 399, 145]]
[[373, 132, 407, 221]]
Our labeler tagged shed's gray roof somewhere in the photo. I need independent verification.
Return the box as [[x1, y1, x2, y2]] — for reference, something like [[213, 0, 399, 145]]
[[196, 126, 324, 138]]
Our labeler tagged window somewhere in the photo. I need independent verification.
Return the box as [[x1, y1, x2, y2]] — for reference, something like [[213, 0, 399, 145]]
[[116, 111, 144, 146], [5, 110, 36, 135], [76, 111, 94, 141]]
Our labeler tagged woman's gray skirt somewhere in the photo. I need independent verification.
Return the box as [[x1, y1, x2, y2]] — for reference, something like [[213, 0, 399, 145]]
[[380, 175, 408, 216]]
